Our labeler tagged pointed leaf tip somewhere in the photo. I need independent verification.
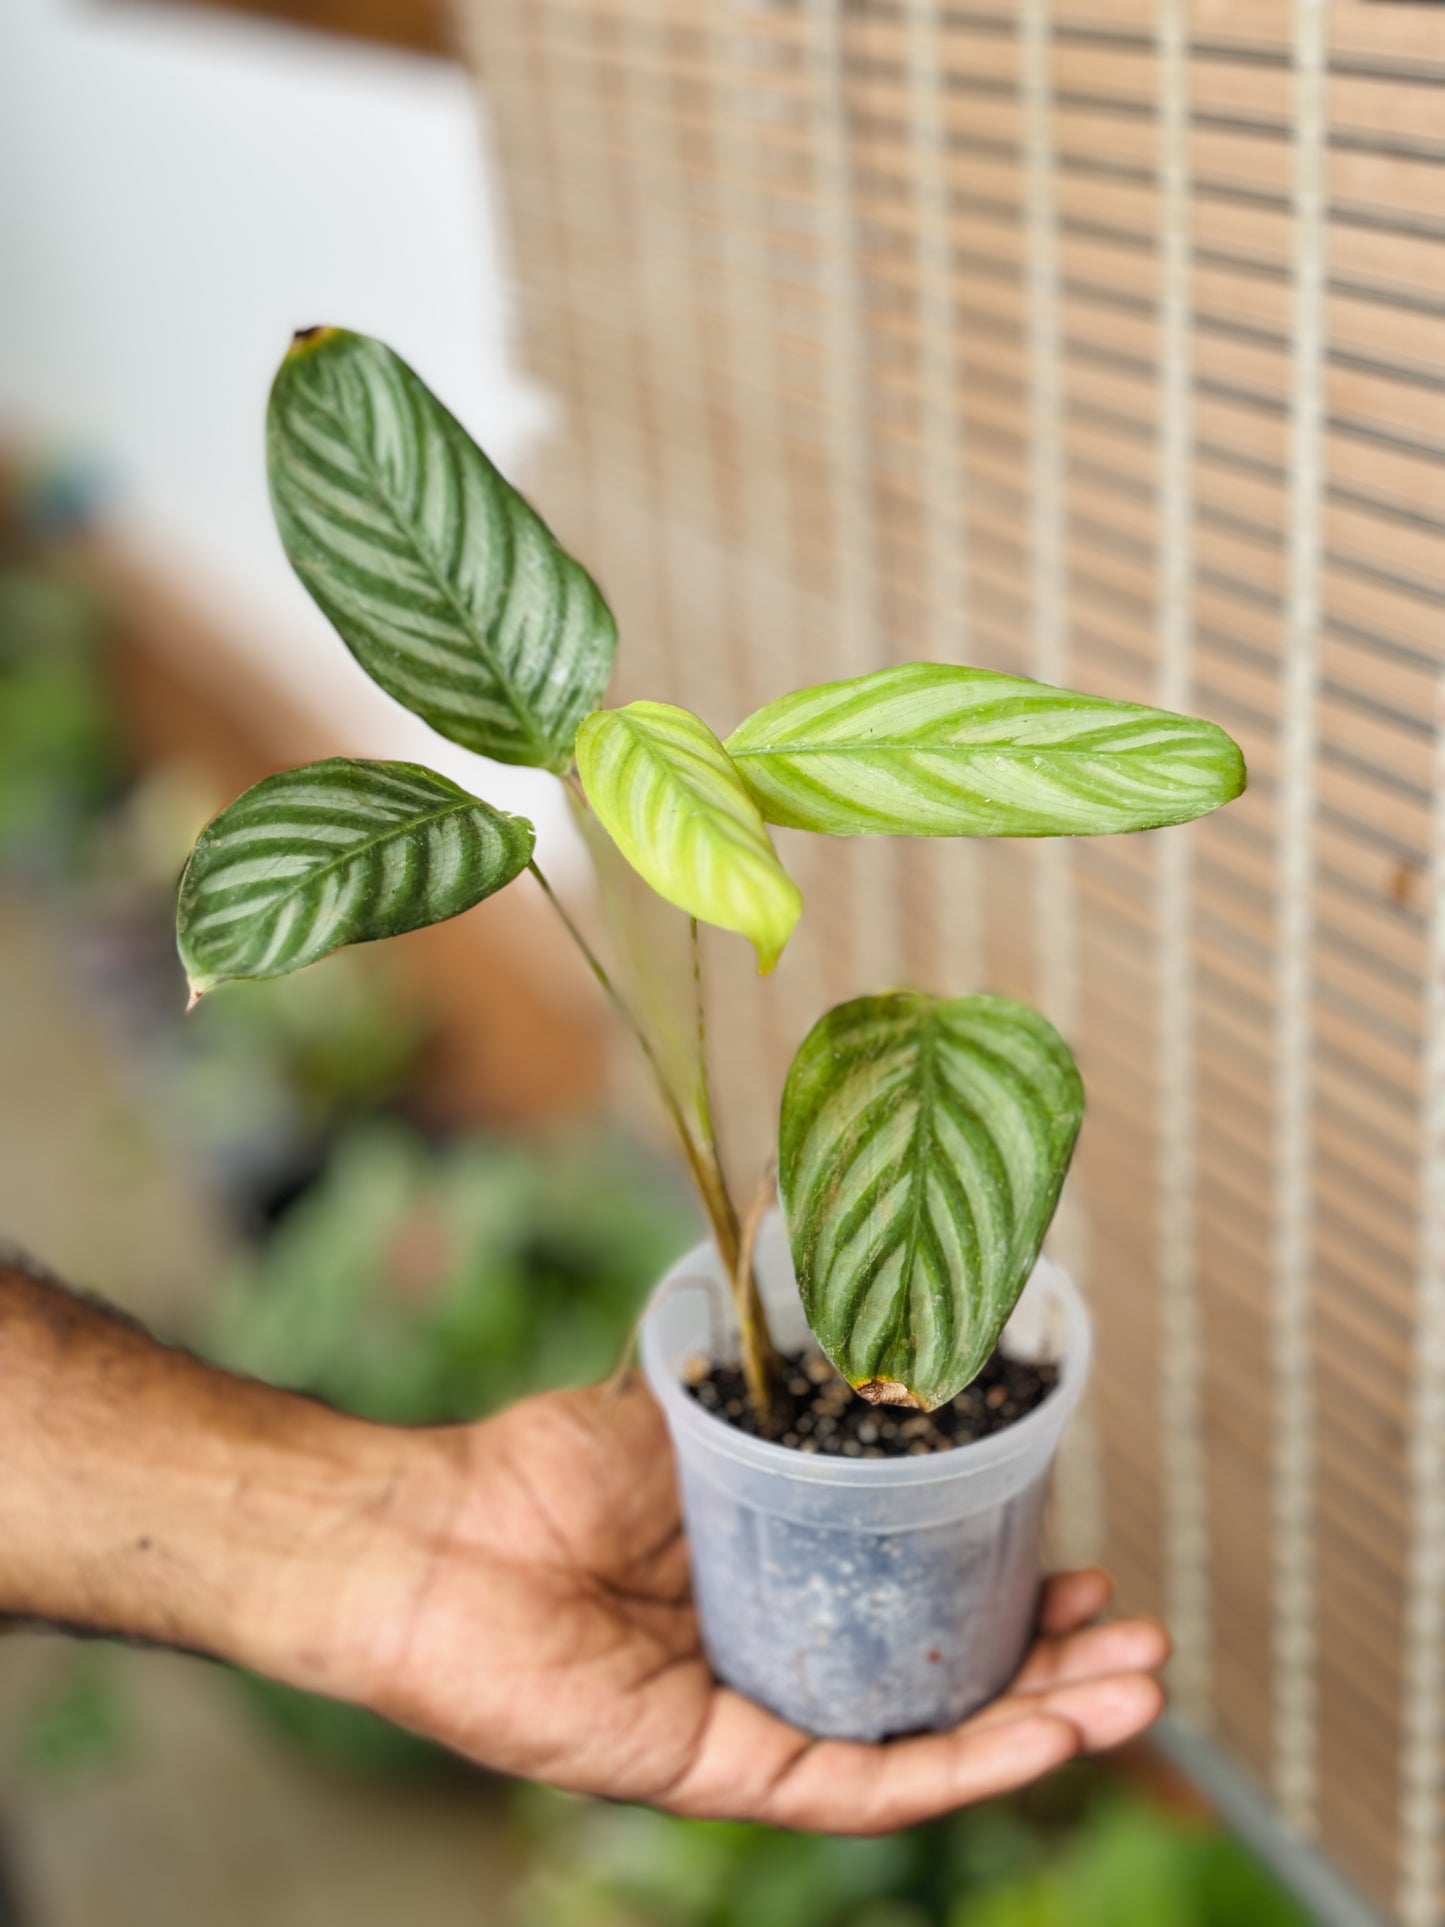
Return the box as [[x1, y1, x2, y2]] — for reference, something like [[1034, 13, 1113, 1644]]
[[854, 1379, 928, 1410], [286, 325, 340, 357]]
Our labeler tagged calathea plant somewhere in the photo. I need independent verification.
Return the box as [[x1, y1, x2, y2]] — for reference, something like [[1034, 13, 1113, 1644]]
[[177, 328, 1245, 1426]]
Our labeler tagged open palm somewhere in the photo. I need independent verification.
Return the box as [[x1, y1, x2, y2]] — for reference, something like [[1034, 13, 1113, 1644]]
[[365, 1375, 1168, 1831]]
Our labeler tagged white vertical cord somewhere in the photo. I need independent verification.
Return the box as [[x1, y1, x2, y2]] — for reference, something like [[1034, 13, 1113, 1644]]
[[1399, 670, 1445, 1927], [1020, 0, 1100, 1569], [1155, 0, 1211, 1730], [903, 0, 970, 665], [714, 13, 820, 1077], [1273, 0, 1329, 1841], [471, 0, 600, 558], [904, 0, 983, 996], [1020, 0, 1074, 1032], [804, 0, 901, 996], [531, 4, 655, 638], [803, 0, 876, 680], [617, 2, 780, 1134], [613, 4, 729, 703], [715, 19, 803, 712]]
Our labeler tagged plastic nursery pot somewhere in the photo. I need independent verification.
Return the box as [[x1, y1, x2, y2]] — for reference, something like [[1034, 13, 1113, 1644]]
[[640, 1212, 1091, 1743]]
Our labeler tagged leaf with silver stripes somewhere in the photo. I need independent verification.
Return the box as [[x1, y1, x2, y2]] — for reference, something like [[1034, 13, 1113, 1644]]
[[779, 991, 1084, 1410], [268, 329, 616, 772], [576, 701, 802, 974], [177, 758, 534, 1000], [727, 663, 1245, 837]]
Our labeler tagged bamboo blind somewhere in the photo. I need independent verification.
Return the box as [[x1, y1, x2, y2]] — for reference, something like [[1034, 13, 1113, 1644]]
[[461, 2, 1445, 1917]]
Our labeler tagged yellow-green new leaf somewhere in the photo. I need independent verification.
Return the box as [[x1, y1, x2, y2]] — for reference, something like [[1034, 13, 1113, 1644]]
[[268, 329, 616, 773], [177, 759, 534, 999], [576, 702, 802, 973], [780, 992, 1084, 1410], [727, 663, 1246, 837]]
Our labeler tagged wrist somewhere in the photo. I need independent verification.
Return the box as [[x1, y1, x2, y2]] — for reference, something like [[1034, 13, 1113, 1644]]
[[0, 1263, 466, 1708], [222, 1409, 468, 1711]]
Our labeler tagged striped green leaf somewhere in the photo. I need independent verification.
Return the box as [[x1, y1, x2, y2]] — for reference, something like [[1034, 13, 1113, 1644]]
[[268, 329, 616, 772], [779, 992, 1084, 1410], [177, 758, 534, 999], [576, 701, 802, 974], [727, 663, 1246, 837]]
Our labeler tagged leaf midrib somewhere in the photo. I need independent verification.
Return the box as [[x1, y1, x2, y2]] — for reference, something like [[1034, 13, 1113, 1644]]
[[297, 385, 556, 766], [201, 794, 491, 922], [626, 717, 772, 862], [880, 1004, 944, 1378], [731, 740, 1210, 759]]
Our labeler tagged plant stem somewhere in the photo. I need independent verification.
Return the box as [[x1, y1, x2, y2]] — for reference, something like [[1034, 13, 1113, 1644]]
[[734, 1162, 782, 1425], [690, 920, 782, 1425], [688, 919, 723, 1185], [528, 858, 741, 1275]]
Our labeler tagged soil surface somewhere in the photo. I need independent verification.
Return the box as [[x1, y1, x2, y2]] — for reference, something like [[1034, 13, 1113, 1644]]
[[685, 1347, 1059, 1457]]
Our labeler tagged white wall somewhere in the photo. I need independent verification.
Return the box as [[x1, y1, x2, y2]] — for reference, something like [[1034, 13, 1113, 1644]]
[[0, 0, 577, 857]]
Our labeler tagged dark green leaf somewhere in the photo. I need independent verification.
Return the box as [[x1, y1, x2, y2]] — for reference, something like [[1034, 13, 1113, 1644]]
[[779, 991, 1084, 1409], [268, 329, 615, 771], [178, 758, 533, 998]]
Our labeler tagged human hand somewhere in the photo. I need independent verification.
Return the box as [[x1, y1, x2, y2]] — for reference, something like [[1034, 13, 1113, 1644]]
[[0, 1261, 1165, 1830], [346, 1375, 1170, 1832]]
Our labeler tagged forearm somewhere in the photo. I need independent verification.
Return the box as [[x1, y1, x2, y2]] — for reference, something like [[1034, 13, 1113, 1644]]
[[0, 1260, 456, 1701]]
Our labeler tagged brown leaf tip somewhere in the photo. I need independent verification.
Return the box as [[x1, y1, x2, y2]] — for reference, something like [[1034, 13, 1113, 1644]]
[[287, 326, 339, 357], [853, 1377, 929, 1410]]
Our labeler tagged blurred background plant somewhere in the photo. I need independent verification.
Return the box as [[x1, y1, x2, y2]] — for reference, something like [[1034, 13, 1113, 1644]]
[[9, 1654, 132, 1792], [209, 1121, 696, 1421], [1, 464, 431, 1231], [0, 470, 125, 889], [511, 1771, 1311, 1927]]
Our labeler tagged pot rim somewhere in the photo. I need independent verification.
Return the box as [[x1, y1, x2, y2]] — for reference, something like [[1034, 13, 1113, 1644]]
[[639, 1235, 1091, 1490]]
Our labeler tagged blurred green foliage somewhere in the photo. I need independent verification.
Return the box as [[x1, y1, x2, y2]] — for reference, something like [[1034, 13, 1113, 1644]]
[[188, 962, 423, 1140], [157, 953, 426, 1220], [958, 1798, 1309, 1927], [12, 1652, 132, 1786], [511, 1773, 1311, 1927], [230, 1674, 448, 1782], [211, 1121, 697, 1422], [0, 562, 124, 878]]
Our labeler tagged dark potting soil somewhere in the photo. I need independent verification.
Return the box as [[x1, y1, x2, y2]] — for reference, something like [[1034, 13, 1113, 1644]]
[[684, 1347, 1059, 1458]]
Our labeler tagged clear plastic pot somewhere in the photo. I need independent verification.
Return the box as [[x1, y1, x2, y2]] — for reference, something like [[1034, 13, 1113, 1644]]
[[639, 1212, 1091, 1742]]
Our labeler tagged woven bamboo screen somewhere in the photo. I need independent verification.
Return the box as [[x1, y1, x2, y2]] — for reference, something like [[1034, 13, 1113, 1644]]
[[461, 1, 1445, 1917]]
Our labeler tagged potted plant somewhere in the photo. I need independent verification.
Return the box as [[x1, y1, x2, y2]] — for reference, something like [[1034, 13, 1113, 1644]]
[[176, 329, 1245, 1746]]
